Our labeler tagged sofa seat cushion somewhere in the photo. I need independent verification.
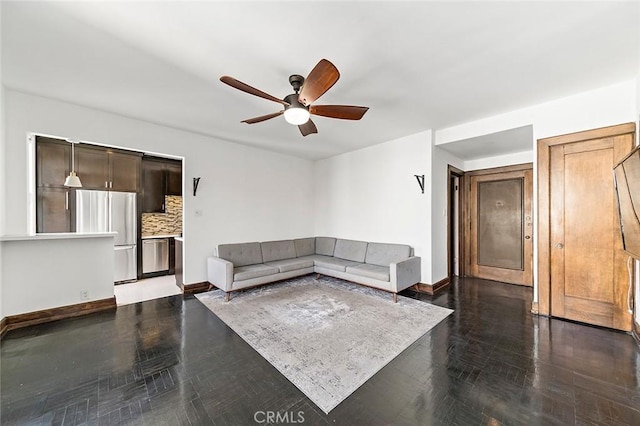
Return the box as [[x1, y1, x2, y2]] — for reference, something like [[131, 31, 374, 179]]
[[345, 264, 391, 282], [313, 257, 361, 272], [265, 258, 314, 273], [233, 264, 279, 281]]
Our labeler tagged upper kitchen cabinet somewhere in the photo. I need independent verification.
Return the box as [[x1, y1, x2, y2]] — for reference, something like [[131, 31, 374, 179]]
[[74, 145, 141, 192], [142, 159, 166, 213], [110, 151, 141, 192], [36, 137, 70, 187], [166, 162, 182, 196], [141, 157, 182, 213]]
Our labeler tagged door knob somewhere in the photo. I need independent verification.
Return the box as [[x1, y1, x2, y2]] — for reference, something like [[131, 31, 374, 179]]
[[556, 243, 564, 249], [524, 235, 531, 240]]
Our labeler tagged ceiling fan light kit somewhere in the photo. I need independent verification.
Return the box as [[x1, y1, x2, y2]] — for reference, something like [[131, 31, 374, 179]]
[[220, 59, 369, 136], [283, 93, 310, 125]]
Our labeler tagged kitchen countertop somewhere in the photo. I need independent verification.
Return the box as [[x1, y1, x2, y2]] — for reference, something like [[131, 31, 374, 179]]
[[1, 232, 117, 242], [141, 234, 181, 239]]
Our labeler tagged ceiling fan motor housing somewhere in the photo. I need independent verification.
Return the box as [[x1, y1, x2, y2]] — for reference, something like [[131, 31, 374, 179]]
[[288, 74, 305, 93]]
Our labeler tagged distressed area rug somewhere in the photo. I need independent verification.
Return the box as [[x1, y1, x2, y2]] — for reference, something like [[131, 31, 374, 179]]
[[195, 276, 453, 413]]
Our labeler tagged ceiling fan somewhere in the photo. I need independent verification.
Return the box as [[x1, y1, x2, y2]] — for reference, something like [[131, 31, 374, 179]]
[[220, 59, 369, 136]]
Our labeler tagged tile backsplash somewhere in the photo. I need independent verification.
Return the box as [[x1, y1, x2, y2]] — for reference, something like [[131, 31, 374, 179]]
[[141, 195, 183, 236]]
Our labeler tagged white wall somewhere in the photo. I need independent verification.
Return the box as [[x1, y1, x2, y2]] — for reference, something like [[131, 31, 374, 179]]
[[2, 90, 315, 291], [0, 2, 5, 321], [434, 79, 637, 301], [1, 236, 114, 317], [314, 131, 433, 282]]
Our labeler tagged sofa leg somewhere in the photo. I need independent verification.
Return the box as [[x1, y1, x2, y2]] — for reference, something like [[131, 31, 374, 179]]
[[393, 293, 397, 303], [225, 292, 231, 302], [315, 273, 321, 280]]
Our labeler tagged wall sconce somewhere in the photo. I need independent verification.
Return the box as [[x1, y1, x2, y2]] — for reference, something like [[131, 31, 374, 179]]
[[193, 177, 201, 196], [415, 174, 425, 194]]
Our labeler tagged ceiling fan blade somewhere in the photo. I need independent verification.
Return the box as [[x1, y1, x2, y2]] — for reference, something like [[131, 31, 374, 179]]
[[298, 119, 318, 137], [220, 76, 289, 106], [298, 59, 340, 106], [241, 111, 284, 124], [310, 105, 369, 120]]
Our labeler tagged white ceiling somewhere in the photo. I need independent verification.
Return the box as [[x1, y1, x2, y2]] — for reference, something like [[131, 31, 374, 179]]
[[436, 125, 534, 161], [2, 1, 638, 160]]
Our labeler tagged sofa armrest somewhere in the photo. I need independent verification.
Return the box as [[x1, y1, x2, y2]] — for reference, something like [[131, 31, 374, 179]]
[[391, 256, 421, 292], [207, 256, 234, 291]]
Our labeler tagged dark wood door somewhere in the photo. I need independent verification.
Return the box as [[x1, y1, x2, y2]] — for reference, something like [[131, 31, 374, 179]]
[[142, 159, 166, 213], [36, 138, 69, 187], [75, 145, 109, 190], [165, 161, 182, 196], [549, 132, 633, 330], [468, 166, 533, 286], [110, 152, 141, 192], [37, 187, 71, 233]]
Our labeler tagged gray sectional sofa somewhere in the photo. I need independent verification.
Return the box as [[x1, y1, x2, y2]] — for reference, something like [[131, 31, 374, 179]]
[[206, 237, 421, 302]]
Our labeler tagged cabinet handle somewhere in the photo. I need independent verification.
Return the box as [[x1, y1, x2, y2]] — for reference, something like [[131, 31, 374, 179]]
[[110, 181, 113, 188], [105, 181, 108, 188], [65, 192, 69, 210]]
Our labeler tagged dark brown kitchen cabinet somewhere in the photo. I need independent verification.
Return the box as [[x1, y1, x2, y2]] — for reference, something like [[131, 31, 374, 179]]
[[142, 157, 182, 213], [74, 145, 110, 189], [36, 187, 71, 233], [110, 152, 141, 192], [142, 159, 166, 213], [36, 137, 70, 187], [169, 237, 176, 275], [75, 145, 141, 192], [166, 162, 182, 196]]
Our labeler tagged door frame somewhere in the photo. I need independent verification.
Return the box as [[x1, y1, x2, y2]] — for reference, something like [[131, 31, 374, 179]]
[[463, 163, 534, 283], [447, 165, 465, 280], [537, 122, 636, 316]]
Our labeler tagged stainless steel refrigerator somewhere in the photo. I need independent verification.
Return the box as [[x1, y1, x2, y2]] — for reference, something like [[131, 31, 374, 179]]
[[75, 190, 137, 283]]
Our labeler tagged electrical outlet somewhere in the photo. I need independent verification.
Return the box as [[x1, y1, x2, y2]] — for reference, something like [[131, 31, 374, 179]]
[[80, 290, 89, 301]]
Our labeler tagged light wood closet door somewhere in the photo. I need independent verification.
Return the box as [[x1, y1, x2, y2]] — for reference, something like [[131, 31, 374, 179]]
[[549, 133, 633, 331]]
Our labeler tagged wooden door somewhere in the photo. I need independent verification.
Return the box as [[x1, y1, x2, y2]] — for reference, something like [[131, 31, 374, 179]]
[[75, 145, 109, 190], [468, 166, 533, 286], [110, 151, 141, 192], [547, 130, 633, 330]]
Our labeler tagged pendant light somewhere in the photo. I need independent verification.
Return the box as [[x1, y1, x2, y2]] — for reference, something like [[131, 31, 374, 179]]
[[64, 139, 82, 187]]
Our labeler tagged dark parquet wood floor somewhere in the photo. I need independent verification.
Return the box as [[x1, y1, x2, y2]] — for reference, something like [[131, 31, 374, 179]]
[[1, 277, 639, 425]]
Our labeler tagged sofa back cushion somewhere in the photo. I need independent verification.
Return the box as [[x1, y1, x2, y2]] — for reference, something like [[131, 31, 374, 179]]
[[218, 242, 263, 267], [294, 238, 316, 257], [315, 237, 337, 256], [262, 240, 297, 263], [334, 239, 368, 262], [365, 242, 412, 267]]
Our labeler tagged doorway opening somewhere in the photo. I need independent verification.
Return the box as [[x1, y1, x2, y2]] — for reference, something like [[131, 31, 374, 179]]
[[448, 165, 464, 280]]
